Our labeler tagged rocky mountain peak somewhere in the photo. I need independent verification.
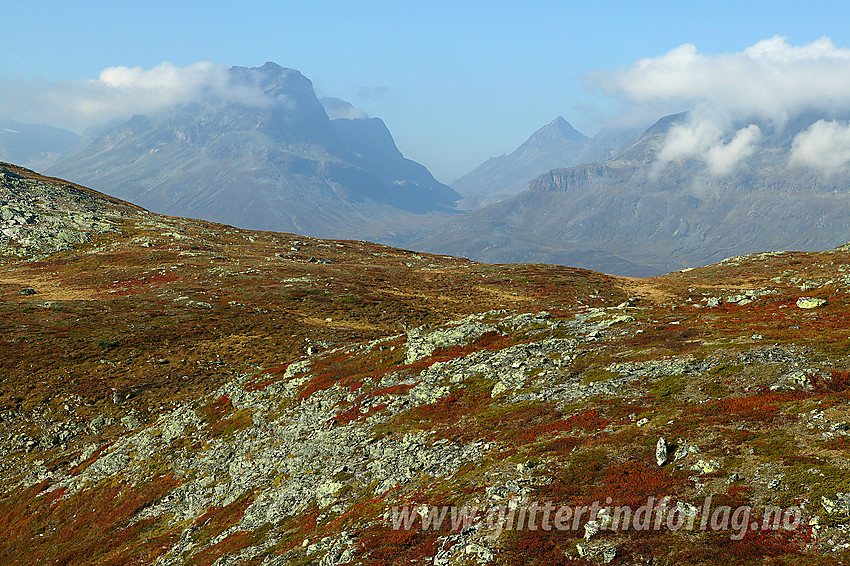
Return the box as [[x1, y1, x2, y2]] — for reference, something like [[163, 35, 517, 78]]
[[531, 115, 588, 144], [46, 64, 458, 240], [450, 116, 594, 207]]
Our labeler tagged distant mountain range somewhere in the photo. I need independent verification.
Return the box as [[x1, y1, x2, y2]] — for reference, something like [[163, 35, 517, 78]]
[[421, 111, 850, 276], [8, 65, 850, 276], [43, 63, 459, 242]]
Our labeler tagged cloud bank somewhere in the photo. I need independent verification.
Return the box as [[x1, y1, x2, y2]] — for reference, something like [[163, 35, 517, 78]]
[[590, 36, 850, 176], [0, 62, 275, 132], [790, 120, 850, 174], [591, 36, 850, 123], [321, 97, 370, 120]]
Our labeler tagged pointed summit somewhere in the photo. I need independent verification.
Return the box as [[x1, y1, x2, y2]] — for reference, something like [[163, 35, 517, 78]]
[[451, 116, 591, 207], [530, 116, 588, 144]]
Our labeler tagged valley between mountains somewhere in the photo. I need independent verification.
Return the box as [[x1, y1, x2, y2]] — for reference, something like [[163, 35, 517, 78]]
[[3, 162, 850, 565]]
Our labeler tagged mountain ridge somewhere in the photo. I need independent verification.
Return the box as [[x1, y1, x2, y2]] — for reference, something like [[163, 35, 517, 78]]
[[45, 62, 459, 242], [450, 116, 594, 208], [424, 111, 850, 275]]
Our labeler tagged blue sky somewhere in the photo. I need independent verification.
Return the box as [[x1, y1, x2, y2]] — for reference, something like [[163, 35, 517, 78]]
[[3, 1, 850, 182]]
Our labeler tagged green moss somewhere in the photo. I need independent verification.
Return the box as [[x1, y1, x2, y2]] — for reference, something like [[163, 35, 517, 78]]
[[333, 469, 355, 482], [749, 430, 797, 461], [783, 459, 850, 523], [581, 367, 619, 386], [524, 366, 544, 378], [699, 381, 730, 397], [207, 408, 253, 440], [653, 374, 687, 401], [815, 338, 850, 358]]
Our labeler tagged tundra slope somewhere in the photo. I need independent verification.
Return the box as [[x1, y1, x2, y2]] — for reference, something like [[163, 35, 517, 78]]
[[1, 163, 850, 565]]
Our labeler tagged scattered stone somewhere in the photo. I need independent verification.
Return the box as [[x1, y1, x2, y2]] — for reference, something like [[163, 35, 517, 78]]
[[690, 459, 721, 474], [576, 541, 617, 564], [673, 439, 699, 460], [18, 288, 36, 295], [316, 481, 345, 508], [656, 437, 668, 466], [822, 493, 850, 515], [809, 516, 822, 539], [121, 414, 142, 430], [584, 520, 600, 540], [797, 297, 827, 309], [405, 316, 498, 364], [777, 370, 811, 390]]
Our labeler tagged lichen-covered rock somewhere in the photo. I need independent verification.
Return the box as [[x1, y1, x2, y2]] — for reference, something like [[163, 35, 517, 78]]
[[691, 459, 721, 474], [405, 317, 498, 363], [796, 297, 827, 309], [656, 437, 668, 466], [822, 493, 850, 515]]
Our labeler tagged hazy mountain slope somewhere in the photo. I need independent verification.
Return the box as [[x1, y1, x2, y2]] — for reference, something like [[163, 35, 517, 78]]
[[3, 162, 850, 565], [47, 63, 459, 241], [0, 118, 80, 170], [328, 115, 460, 213], [450, 116, 648, 210], [422, 112, 850, 276], [451, 116, 590, 208]]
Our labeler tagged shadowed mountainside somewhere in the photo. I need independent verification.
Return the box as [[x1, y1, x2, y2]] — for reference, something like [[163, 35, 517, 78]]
[[0, 118, 80, 171], [46, 63, 460, 244]]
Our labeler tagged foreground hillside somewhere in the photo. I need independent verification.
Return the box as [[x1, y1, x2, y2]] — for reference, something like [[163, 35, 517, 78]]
[[1, 163, 850, 565]]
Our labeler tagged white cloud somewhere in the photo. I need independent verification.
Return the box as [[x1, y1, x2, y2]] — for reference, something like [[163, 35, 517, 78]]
[[590, 36, 850, 175], [0, 62, 276, 132], [652, 122, 761, 177], [590, 36, 850, 124], [790, 120, 850, 174], [706, 124, 761, 176], [654, 120, 722, 167], [321, 97, 370, 120]]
